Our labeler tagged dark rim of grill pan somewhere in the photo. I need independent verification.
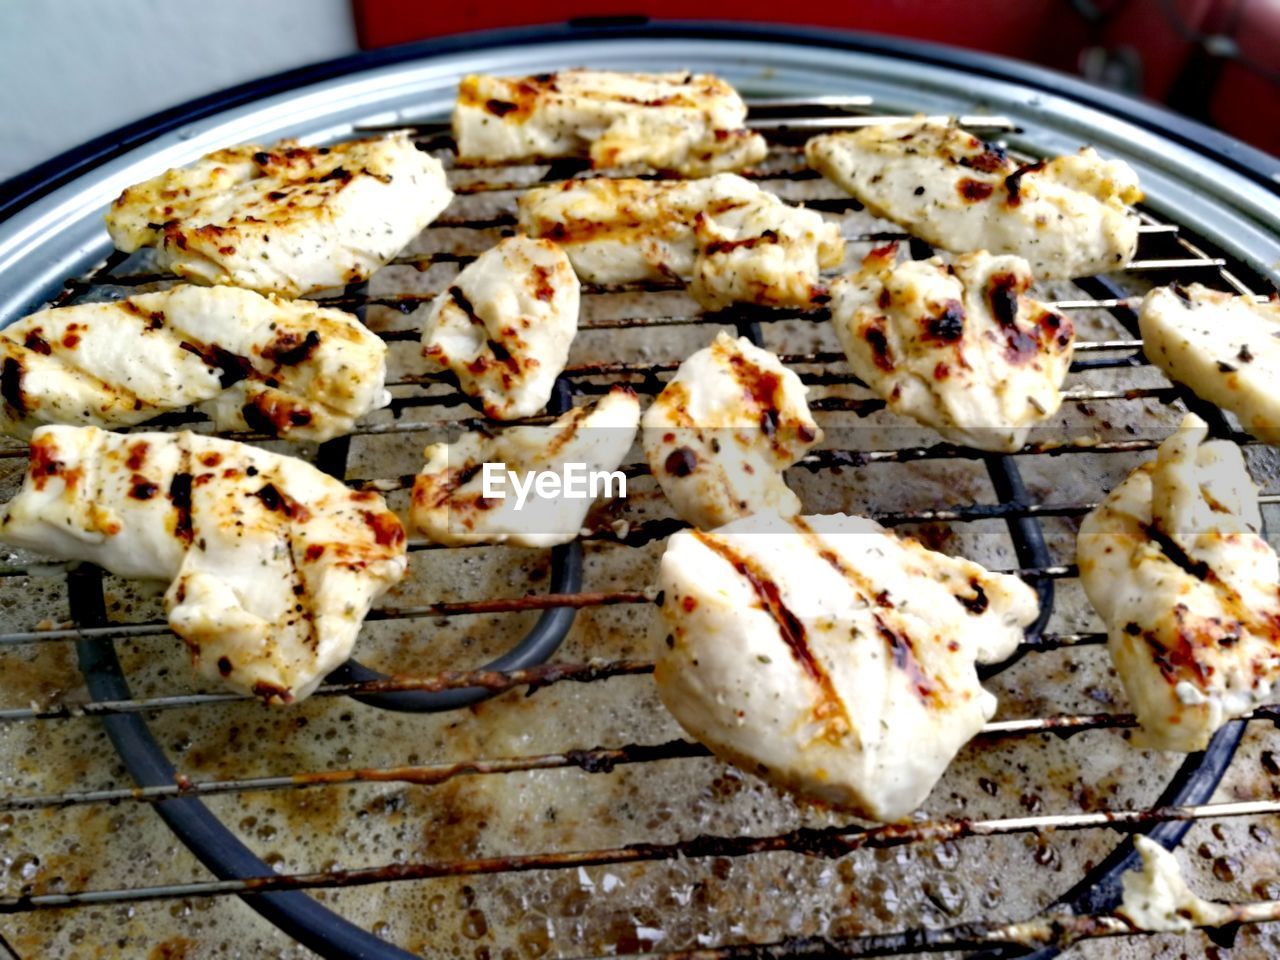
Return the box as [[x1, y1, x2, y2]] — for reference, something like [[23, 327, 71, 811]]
[[0, 18, 1272, 960]]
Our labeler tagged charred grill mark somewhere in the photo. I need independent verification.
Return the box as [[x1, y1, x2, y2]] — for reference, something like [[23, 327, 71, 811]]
[[1, 357, 25, 416], [664, 446, 698, 477], [263, 330, 321, 366], [726, 352, 792, 453], [179, 340, 254, 389], [704, 230, 780, 256], [1004, 160, 1046, 206], [28, 435, 66, 490], [217, 656, 233, 677], [957, 178, 995, 202], [873, 613, 940, 703], [864, 320, 894, 371], [485, 98, 519, 117], [530, 263, 557, 302], [959, 144, 1009, 174], [1143, 522, 1212, 582], [252, 482, 310, 521], [448, 286, 484, 327], [23, 330, 51, 355], [129, 475, 159, 500], [956, 579, 989, 615], [362, 509, 405, 548], [692, 531, 849, 732], [169, 470, 194, 547], [125, 442, 150, 471], [988, 273, 1039, 363], [241, 393, 313, 436], [923, 300, 966, 344], [316, 166, 351, 185]]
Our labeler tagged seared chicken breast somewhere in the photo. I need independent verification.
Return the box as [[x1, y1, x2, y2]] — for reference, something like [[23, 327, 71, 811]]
[[105, 133, 452, 298], [454, 70, 767, 177], [421, 236, 578, 420], [653, 511, 1039, 821], [1139, 284, 1280, 445], [830, 247, 1074, 451], [517, 174, 844, 310], [642, 332, 821, 530], [0, 284, 389, 442], [412, 387, 640, 547], [805, 120, 1142, 280], [1077, 414, 1280, 751], [0, 426, 407, 703]]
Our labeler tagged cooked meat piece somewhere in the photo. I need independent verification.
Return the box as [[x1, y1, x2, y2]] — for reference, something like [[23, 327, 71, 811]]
[[0, 426, 407, 703], [642, 332, 821, 530], [805, 120, 1142, 280], [0, 284, 389, 442], [652, 510, 1039, 821], [412, 387, 639, 547], [105, 133, 452, 298], [1077, 414, 1280, 751], [1139, 284, 1280, 445], [1119, 836, 1232, 933], [830, 247, 1074, 451], [421, 236, 578, 420], [453, 70, 767, 177], [517, 174, 844, 310]]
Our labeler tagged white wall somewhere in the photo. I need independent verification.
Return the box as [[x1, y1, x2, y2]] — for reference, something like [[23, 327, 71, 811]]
[[0, 0, 359, 182]]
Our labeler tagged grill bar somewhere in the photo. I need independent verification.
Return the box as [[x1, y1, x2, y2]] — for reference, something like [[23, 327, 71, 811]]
[[4, 795, 1276, 913], [6, 703, 1280, 813]]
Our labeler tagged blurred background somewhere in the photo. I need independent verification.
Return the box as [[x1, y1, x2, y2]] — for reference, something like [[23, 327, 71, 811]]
[[0, 0, 1276, 184]]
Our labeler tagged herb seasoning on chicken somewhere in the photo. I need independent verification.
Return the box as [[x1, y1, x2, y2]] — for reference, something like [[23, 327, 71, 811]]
[[1078, 414, 1280, 751], [0, 284, 389, 442], [806, 119, 1142, 280], [652, 511, 1039, 821], [642, 332, 822, 530], [453, 70, 767, 177], [0, 426, 407, 703], [105, 133, 452, 298], [830, 246, 1074, 451]]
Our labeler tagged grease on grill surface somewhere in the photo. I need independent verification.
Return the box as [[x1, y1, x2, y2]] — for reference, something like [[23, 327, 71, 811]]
[[1, 144, 1278, 960]]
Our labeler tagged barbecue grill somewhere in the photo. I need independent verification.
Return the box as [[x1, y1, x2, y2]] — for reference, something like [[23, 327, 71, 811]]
[[1, 21, 1278, 960]]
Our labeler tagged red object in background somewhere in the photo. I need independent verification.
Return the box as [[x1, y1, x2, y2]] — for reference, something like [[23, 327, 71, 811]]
[[352, 0, 1279, 156], [354, 0, 1068, 60]]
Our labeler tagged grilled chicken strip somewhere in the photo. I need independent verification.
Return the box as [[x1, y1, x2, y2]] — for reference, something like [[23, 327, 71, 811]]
[[453, 70, 767, 177], [517, 174, 844, 310], [653, 511, 1039, 821], [805, 120, 1142, 280], [642, 332, 821, 530], [1077, 414, 1280, 751], [421, 236, 578, 420], [0, 285, 389, 442], [830, 247, 1074, 452], [0, 426, 407, 703], [1139, 284, 1280, 445], [412, 387, 640, 547], [105, 133, 452, 298]]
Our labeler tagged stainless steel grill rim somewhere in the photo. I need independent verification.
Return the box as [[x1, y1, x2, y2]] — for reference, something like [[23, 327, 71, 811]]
[[0, 23, 1278, 960]]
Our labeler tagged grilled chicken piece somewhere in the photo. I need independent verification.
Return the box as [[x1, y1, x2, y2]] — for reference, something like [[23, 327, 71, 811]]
[[517, 174, 844, 310], [642, 332, 821, 530], [1077, 414, 1280, 751], [0, 285, 389, 442], [453, 70, 767, 177], [830, 247, 1074, 452], [1139, 284, 1280, 445], [0, 426, 406, 703], [421, 236, 578, 420], [805, 120, 1142, 280], [105, 133, 452, 298], [653, 511, 1039, 821], [412, 387, 639, 547]]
